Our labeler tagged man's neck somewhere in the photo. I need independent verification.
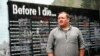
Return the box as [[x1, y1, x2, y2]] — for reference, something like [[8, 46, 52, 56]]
[[61, 24, 70, 31]]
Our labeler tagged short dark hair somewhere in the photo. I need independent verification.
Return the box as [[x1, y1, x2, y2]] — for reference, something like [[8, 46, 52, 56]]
[[58, 11, 71, 19]]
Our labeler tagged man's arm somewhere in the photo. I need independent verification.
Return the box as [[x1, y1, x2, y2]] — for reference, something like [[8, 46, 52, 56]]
[[78, 29, 85, 56], [80, 48, 85, 56], [46, 29, 55, 56]]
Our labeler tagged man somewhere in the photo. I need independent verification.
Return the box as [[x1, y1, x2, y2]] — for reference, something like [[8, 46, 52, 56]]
[[46, 11, 85, 56]]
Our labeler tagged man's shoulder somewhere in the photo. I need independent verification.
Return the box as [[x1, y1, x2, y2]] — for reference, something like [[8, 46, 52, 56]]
[[50, 27, 59, 33], [71, 26, 80, 31], [51, 27, 59, 31]]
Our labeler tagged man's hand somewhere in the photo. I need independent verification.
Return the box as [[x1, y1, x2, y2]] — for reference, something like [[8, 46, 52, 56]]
[[48, 53, 54, 56], [80, 48, 85, 56]]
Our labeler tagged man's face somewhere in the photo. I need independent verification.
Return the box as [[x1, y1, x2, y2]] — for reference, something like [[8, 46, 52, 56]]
[[58, 13, 70, 27]]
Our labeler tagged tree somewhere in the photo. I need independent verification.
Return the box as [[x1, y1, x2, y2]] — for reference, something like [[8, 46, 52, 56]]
[[81, 0, 99, 10], [52, 0, 75, 7]]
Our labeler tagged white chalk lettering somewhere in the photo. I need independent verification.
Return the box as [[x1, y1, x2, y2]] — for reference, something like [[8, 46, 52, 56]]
[[42, 7, 51, 16], [13, 4, 37, 15]]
